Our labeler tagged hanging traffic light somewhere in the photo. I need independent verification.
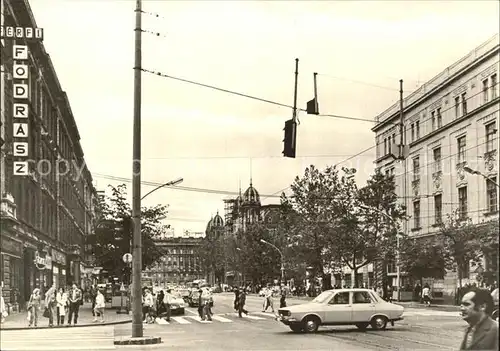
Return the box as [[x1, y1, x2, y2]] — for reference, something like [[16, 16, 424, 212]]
[[283, 119, 297, 158]]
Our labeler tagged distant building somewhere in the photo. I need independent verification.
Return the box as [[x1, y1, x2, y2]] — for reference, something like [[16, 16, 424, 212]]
[[0, 0, 97, 313], [143, 236, 204, 285], [372, 34, 499, 302]]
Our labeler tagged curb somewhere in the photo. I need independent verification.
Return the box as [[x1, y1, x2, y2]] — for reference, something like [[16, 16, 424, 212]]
[[114, 336, 161, 345], [396, 303, 460, 311], [0, 319, 132, 331]]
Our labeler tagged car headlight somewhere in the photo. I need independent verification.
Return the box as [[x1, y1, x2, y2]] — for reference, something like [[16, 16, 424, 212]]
[[179, 303, 185, 308]]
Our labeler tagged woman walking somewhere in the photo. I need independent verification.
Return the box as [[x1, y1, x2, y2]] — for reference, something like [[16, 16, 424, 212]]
[[27, 288, 41, 327], [93, 288, 105, 323]]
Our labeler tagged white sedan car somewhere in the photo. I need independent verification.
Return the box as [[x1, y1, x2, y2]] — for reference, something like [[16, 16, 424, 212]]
[[278, 288, 404, 333]]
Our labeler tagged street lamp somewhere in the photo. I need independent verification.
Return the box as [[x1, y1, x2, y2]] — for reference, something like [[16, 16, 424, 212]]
[[141, 178, 184, 200], [260, 239, 285, 285], [236, 248, 245, 286], [463, 166, 500, 189], [359, 204, 400, 301]]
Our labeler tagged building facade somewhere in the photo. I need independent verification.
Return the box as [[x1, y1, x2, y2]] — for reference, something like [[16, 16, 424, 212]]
[[0, 0, 97, 312], [143, 237, 204, 285], [372, 34, 499, 302]]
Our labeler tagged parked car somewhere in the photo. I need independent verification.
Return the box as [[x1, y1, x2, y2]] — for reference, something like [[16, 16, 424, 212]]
[[277, 288, 404, 333], [491, 288, 498, 322]]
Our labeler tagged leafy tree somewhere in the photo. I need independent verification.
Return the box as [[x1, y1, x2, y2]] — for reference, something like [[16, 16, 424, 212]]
[[92, 184, 168, 279], [399, 235, 446, 282], [282, 165, 355, 289], [439, 210, 491, 288]]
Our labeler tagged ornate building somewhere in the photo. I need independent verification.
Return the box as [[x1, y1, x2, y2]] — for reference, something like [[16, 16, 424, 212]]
[[223, 180, 281, 235], [0, 0, 97, 313], [372, 34, 499, 302]]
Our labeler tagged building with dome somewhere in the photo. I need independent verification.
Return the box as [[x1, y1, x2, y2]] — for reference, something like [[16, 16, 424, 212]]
[[223, 180, 281, 235]]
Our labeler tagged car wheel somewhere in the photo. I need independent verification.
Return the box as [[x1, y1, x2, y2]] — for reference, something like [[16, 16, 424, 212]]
[[289, 325, 303, 333], [371, 316, 388, 330], [179, 308, 185, 315], [302, 316, 320, 333], [355, 322, 369, 330]]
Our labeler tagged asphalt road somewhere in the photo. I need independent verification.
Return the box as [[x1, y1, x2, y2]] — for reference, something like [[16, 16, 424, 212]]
[[1, 293, 468, 350]]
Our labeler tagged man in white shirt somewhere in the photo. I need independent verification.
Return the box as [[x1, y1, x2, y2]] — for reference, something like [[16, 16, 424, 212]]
[[163, 289, 173, 322]]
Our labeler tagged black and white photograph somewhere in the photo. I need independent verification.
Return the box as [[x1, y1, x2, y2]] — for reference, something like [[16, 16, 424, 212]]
[[0, 0, 499, 350]]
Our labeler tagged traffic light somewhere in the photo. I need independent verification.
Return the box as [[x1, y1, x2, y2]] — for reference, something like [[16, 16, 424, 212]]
[[306, 98, 319, 115], [283, 119, 297, 158]]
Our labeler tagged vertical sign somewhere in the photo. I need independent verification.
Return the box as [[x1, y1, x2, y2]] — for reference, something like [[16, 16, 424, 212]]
[[1, 26, 44, 175]]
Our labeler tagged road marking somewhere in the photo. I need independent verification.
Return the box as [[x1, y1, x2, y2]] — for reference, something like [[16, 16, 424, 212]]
[[233, 313, 266, 320], [156, 318, 169, 324], [187, 315, 213, 323], [252, 311, 277, 318], [211, 315, 233, 323], [185, 307, 198, 315], [172, 316, 191, 324]]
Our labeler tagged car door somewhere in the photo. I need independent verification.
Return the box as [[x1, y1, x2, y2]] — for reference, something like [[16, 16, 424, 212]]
[[324, 291, 352, 323], [351, 291, 376, 322]]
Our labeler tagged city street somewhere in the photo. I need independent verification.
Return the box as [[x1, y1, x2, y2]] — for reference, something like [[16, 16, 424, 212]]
[[1, 293, 468, 350]]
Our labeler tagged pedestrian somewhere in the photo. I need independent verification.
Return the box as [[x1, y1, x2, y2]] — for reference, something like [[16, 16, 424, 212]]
[[67, 283, 82, 326], [143, 289, 154, 324], [44, 283, 57, 327], [93, 288, 105, 323], [56, 287, 68, 326], [197, 289, 205, 320], [202, 288, 213, 321], [157, 290, 165, 316], [459, 288, 498, 350], [1, 284, 7, 324], [163, 289, 173, 322], [90, 284, 98, 317], [233, 288, 240, 312], [27, 288, 41, 327], [262, 286, 274, 313], [422, 284, 432, 306], [238, 287, 248, 318], [279, 290, 287, 308]]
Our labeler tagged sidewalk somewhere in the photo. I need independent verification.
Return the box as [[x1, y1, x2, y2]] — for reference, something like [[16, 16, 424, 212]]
[[0, 302, 131, 331]]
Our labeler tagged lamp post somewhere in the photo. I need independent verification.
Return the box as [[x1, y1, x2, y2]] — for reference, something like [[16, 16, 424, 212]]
[[236, 248, 245, 286], [141, 178, 184, 200], [359, 205, 400, 301], [463, 166, 500, 189], [259, 239, 285, 285]]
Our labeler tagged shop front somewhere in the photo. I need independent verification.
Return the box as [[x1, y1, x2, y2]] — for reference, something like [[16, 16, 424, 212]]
[[51, 249, 67, 289], [0, 234, 24, 312]]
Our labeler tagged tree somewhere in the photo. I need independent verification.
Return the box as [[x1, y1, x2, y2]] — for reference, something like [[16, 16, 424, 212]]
[[399, 235, 446, 283], [283, 165, 357, 289], [324, 169, 405, 288], [439, 210, 492, 288], [92, 184, 168, 279]]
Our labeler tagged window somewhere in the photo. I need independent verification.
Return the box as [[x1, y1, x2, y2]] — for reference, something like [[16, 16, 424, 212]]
[[457, 136, 466, 163], [353, 292, 373, 304], [388, 135, 392, 154], [416, 121, 420, 139], [434, 194, 442, 224], [487, 177, 498, 213], [433, 147, 442, 173], [413, 156, 420, 180], [455, 96, 460, 117], [411, 123, 415, 142], [486, 122, 497, 153], [483, 79, 489, 103], [329, 292, 349, 305], [413, 200, 421, 228], [384, 138, 387, 155], [431, 111, 436, 131], [458, 186, 468, 219], [461, 92, 467, 115], [492, 74, 498, 99], [436, 108, 442, 128]]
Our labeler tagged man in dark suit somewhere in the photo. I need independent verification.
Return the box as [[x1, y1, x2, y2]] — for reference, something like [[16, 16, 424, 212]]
[[459, 288, 498, 350]]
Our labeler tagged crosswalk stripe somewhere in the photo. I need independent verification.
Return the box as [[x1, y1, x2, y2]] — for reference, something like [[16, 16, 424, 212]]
[[172, 316, 191, 324], [186, 315, 213, 323], [156, 318, 170, 324], [233, 313, 266, 320], [211, 315, 233, 323], [252, 312, 277, 318]]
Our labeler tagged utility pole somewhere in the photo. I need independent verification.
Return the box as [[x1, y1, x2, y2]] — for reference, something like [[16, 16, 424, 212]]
[[397, 79, 405, 302], [292, 58, 299, 122], [131, 0, 143, 338]]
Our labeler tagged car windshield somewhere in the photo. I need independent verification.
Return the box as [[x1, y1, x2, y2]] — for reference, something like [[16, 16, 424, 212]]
[[312, 291, 334, 304]]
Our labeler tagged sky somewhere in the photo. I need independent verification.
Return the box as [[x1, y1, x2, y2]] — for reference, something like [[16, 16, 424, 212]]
[[27, 0, 500, 234]]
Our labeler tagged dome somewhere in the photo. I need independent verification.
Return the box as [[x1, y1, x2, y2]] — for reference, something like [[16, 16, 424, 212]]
[[243, 181, 260, 205], [205, 217, 213, 231], [212, 211, 224, 227]]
